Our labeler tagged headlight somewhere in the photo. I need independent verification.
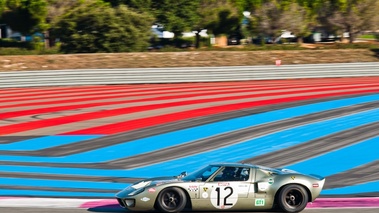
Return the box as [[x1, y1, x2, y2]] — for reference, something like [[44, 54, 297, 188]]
[[128, 187, 145, 196]]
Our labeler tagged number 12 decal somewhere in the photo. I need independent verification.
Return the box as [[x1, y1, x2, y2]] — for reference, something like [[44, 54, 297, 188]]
[[215, 187, 233, 206], [210, 185, 238, 209]]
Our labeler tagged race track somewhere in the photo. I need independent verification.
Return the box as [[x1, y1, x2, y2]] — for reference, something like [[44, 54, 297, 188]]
[[0, 77, 379, 202]]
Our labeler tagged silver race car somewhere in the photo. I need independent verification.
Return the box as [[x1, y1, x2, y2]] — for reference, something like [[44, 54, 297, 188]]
[[116, 163, 325, 212]]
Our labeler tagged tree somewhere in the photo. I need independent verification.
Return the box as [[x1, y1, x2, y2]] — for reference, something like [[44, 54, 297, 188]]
[[104, 0, 152, 12], [0, 0, 6, 15], [44, 0, 77, 47], [1, 0, 48, 35], [250, 0, 284, 40], [328, 0, 379, 43], [53, 0, 153, 53], [151, 0, 200, 37], [230, 0, 266, 12], [280, 0, 311, 43], [198, 0, 240, 37]]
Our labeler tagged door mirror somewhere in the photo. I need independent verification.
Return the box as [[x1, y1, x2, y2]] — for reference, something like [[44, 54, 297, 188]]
[[178, 171, 187, 178]]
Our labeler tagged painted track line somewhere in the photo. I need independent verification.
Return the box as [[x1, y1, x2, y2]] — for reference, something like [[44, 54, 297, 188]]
[[0, 197, 378, 209]]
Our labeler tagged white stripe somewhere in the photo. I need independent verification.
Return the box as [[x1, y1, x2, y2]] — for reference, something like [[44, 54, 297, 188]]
[[0, 198, 101, 208]]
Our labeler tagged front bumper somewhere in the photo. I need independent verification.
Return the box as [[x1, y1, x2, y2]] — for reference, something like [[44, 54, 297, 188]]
[[117, 198, 135, 208]]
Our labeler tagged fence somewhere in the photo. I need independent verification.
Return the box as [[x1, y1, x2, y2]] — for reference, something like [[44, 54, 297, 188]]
[[1, 62, 379, 88]]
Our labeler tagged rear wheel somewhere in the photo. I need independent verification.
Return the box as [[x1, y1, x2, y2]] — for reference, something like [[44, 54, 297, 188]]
[[156, 187, 187, 212], [277, 184, 308, 212]]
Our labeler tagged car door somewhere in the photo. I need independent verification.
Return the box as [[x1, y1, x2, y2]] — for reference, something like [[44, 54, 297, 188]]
[[198, 166, 251, 210]]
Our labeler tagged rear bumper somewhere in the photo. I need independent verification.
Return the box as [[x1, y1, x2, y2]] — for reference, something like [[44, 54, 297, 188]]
[[311, 178, 326, 201]]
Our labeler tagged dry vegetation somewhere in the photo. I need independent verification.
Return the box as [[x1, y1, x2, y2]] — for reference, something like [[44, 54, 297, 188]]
[[0, 48, 378, 72]]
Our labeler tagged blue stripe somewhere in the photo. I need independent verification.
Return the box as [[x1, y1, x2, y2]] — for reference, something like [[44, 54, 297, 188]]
[[0, 135, 102, 151], [73, 94, 379, 161], [285, 136, 379, 176], [322, 181, 379, 195], [124, 108, 379, 176], [0, 95, 379, 164], [1, 94, 378, 198], [0, 108, 378, 178]]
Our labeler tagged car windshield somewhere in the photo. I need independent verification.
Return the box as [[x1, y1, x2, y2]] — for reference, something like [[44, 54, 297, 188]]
[[181, 165, 221, 181]]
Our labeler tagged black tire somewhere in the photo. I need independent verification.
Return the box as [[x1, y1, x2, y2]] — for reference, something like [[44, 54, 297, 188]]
[[156, 187, 187, 213], [277, 184, 309, 212]]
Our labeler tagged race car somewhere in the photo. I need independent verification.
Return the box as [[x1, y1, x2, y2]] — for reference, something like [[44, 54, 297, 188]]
[[116, 162, 325, 212]]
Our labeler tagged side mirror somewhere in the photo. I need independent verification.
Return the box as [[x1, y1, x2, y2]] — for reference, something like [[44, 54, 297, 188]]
[[178, 171, 187, 178]]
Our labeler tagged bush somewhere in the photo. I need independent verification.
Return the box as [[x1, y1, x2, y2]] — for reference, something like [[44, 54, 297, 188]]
[[53, 1, 154, 53], [0, 38, 34, 49]]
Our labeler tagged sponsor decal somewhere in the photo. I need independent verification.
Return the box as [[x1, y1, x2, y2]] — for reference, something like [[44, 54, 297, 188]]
[[188, 185, 199, 192], [291, 176, 296, 180], [268, 178, 274, 184], [203, 187, 208, 192], [210, 186, 238, 209], [202, 192, 209, 198], [258, 182, 269, 191], [313, 183, 319, 188], [255, 199, 265, 206], [141, 197, 150, 202], [218, 182, 230, 186], [148, 188, 156, 193]]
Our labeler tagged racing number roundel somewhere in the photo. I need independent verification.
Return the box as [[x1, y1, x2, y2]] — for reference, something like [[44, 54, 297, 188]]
[[210, 185, 238, 209]]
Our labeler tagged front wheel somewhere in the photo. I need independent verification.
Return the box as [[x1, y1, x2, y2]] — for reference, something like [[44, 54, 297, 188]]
[[277, 184, 309, 212], [156, 187, 187, 212]]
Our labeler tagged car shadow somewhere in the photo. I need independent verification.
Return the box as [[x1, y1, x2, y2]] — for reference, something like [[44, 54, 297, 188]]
[[87, 204, 126, 212]]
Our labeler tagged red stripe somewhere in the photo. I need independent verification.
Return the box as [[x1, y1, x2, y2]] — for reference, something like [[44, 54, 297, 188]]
[[2, 79, 299, 104], [0, 85, 135, 97], [0, 83, 297, 109], [0, 85, 289, 119], [1, 85, 377, 135], [0, 84, 217, 103], [64, 89, 379, 135], [3, 78, 376, 108], [0, 82, 241, 99], [1, 77, 377, 97], [0, 83, 358, 119]]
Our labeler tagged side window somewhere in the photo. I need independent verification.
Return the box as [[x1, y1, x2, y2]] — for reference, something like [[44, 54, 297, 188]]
[[201, 166, 219, 181], [236, 167, 250, 181], [213, 167, 250, 182]]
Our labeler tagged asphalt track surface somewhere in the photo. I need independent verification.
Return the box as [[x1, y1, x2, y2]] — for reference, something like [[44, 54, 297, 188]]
[[0, 207, 378, 213], [0, 77, 379, 212]]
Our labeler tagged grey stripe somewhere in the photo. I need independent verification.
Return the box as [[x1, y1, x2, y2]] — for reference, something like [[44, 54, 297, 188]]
[[0, 136, 41, 144], [0, 93, 368, 156], [324, 160, 379, 189], [1, 63, 379, 88], [242, 122, 379, 167], [0, 100, 377, 169], [108, 102, 379, 169]]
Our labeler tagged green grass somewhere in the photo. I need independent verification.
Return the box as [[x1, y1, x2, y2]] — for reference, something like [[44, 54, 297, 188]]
[[0, 47, 61, 55], [358, 34, 379, 41]]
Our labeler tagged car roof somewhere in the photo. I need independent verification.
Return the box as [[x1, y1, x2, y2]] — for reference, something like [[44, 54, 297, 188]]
[[209, 162, 257, 168]]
